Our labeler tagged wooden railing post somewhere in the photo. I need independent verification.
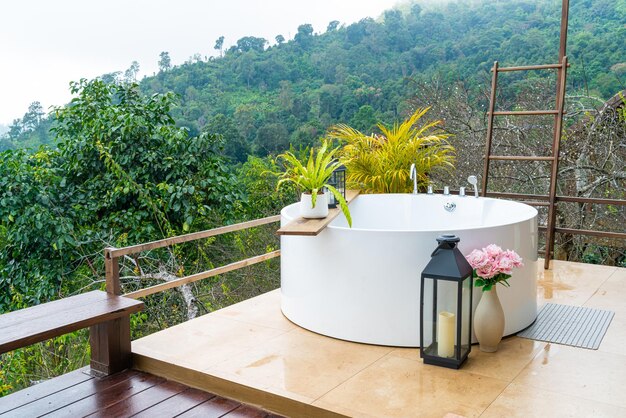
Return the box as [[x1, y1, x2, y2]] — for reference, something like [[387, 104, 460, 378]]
[[104, 247, 121, 295], [89, 247, 131, 376], [88, 218, 282, 375]]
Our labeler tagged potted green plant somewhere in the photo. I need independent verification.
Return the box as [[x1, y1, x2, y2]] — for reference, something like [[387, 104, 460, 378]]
[[276, 140, 352, 227], [329, 107, 455, 193]]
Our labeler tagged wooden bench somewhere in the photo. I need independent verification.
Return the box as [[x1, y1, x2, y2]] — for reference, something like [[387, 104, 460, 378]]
[[0, 290, 144, 376]]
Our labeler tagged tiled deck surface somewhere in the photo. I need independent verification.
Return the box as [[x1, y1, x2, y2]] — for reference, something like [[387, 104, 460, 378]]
[[132, 260, 626, 417]]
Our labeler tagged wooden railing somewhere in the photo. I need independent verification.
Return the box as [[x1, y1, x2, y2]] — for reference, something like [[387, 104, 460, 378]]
[[484, 191, 626, 242], [104, 215, 282, 298]]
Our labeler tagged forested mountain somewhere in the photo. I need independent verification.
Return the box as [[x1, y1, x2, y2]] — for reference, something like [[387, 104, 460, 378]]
[[3, 0, 624, 155], [136, 0, 625, 160]]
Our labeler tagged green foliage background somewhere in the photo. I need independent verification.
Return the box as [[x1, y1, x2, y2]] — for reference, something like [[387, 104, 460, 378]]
[[136, 0, 624, 161]]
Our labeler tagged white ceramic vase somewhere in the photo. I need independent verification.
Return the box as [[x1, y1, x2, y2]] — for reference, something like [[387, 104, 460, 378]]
[[474, 287, 505, 352], [300, 192, 329, 219]]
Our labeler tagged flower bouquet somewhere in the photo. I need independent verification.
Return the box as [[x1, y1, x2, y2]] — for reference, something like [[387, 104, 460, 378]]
[[465, 244, 524, 352], [466, 244, 523, 291]]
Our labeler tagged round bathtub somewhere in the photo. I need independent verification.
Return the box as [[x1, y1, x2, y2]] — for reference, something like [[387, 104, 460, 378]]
[[280, 193, 538, 347]]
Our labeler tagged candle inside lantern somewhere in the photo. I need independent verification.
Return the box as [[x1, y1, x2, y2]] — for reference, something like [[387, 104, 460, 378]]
[[438, 311, 456, 357]]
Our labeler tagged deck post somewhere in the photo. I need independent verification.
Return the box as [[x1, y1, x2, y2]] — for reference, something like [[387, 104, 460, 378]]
[[89, 247, 131, 376], [89, 316, 132, 377], [105, 247, 121, 295]]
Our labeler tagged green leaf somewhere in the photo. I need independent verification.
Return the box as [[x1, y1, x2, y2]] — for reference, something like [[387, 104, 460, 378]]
[[326, 184, 352, 227]]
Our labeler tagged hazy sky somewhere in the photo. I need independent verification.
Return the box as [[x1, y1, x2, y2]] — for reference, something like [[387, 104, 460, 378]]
[[0, 0, 401, 125]]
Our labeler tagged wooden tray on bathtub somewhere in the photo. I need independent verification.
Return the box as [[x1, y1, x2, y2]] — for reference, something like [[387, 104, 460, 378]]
[[277, 190, 360, 236]]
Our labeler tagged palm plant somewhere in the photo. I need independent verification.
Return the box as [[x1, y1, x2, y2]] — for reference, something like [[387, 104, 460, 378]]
[[329, 108, 455, 194], [276, 140, 352, 227]]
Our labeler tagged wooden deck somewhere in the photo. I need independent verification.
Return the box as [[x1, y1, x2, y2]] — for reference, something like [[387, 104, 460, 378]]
[[0, 367, 282, 417]]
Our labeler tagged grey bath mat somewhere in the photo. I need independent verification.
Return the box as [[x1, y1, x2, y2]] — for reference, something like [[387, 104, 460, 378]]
[[517, 303, 614, 349]]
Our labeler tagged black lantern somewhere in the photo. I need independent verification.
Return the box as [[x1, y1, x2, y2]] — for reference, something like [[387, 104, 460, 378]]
[[420, 234, 473, 369], [326, 165, 346, 208]]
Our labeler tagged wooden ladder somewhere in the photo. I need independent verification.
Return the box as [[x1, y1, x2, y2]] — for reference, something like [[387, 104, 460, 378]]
[[481, 1, 570, 270]]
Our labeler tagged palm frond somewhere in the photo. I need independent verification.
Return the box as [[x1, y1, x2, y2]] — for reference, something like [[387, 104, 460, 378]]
[[332, 107, 456, 194]]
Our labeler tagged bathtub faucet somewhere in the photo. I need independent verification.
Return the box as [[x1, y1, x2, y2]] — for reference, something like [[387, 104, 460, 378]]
[[409, 164, 418, 194]]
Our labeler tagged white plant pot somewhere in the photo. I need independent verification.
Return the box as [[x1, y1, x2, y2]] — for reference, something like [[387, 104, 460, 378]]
[[300, 192, 329, 219]]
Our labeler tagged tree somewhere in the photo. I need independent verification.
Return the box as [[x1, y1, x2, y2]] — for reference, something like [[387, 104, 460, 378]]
[[158, 51, 172, 72], [235, 36, 267, 53], [346, 19, 370, 44], [294, 24, 314, 47], [100, 71, 121, 84], [410, 4, 422, 18], [349, 105, 378, 133], [7, 118, 23, 140], [275, 34, 285, 45], [0, 78, 241, 311], [214, 36, 225, 57], [255, 123, 289, 154], [124, 61, 140, 82], [237, 156, 297, 218], [327, 20, 340, 32], [23, 102, 45, 129], [205, 113, 251, 162]]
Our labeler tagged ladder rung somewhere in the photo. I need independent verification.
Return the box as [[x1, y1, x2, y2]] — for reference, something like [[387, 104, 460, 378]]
[[489, 156, 555, 161], [495, 63, 566, 72], [491, 110, 559, 116]]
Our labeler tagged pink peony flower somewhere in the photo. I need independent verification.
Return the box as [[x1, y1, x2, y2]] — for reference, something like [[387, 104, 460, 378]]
[[503, 249, 523, 268], [468, 244, 523, 286], [484, 244, 503, 260], [495, 252, 515, 275], [466, 249, 490, 270], [477, 263, 499, 279]]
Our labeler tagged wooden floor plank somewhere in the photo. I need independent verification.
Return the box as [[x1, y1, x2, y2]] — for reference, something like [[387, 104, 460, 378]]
[[224, 404, 271, 418], [86, 379, 187, 417], [2, 368, 276, 418], [132, 387, 216, 418], [2, 370, 150, 418], [0, 367, 93, 414], [43, 370, 164, 417], [176, 396, 241, 418]]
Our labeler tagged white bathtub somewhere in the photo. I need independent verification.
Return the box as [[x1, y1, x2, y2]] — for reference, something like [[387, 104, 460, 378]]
[[280, 193, 538, 347]]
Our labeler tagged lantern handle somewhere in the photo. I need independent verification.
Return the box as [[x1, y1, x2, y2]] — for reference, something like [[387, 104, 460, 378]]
[[431, 242, 446, 257], [432, 234, 460, 256]]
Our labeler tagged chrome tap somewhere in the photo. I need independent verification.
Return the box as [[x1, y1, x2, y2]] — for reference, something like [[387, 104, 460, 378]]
[[427, 184, 434, 194], [468, 175, 479, 198], [443, 186, 450, 195], [459, 186, 466, 197], [409, 164, 418, 194]]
